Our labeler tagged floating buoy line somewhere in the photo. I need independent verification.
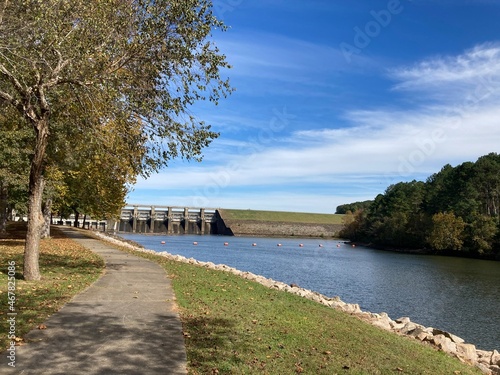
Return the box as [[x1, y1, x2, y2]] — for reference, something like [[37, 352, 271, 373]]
[[159, 240, 351, 249]]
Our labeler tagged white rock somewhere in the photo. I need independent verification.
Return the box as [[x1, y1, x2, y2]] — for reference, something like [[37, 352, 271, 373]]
[[456, 343, 478, 364], [492, 350, 500, 366], [395, 317, 411, 324], [490, 365, 500, 375], [432, 334, 457, 355], [477, 350, 494, 365]]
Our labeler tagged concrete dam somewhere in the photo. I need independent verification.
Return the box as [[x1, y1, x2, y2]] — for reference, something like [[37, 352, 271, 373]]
[[110, 205, 232, 235], [110, 206, 343, 237]]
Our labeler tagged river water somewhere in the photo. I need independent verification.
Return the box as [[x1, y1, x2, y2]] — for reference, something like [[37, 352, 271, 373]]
[[119, 233, 500, 351]]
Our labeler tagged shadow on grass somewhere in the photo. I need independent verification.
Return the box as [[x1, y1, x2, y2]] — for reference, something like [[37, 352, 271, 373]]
[[181, 315, 248, 371], [0, 222, 27, 239], [38, 252, 102, 269]]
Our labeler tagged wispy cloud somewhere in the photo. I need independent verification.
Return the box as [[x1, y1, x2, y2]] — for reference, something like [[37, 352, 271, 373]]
[[130, 42, 500, 212], [390, 43, 500, 93], [218, 30, 374, 84]]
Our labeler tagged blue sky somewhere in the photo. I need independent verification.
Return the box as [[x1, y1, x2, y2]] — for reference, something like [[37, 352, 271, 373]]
[[128, 0, 500, 213]]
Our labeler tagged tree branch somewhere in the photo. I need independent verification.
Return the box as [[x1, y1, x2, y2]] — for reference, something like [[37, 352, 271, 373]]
[[0, 88, 22, 111], [0, 0, 8, 26], [0, 61, 24, 94]]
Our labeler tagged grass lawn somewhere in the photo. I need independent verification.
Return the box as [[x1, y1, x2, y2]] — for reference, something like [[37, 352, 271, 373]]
[[0, 223, 104, 350], [221, 209, 345, 225], [130, 249, 483, 375]]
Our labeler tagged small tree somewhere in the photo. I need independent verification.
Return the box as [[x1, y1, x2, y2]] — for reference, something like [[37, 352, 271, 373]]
[[427, 212, 465, 252], [339, 209, 366, 241], [465, 213, 497, 254]]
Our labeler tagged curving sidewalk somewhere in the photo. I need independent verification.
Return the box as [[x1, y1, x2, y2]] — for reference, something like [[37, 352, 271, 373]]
[[6, 227, 187, 375]]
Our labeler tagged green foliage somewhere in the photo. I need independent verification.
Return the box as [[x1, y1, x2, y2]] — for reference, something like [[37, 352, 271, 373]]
[[427, 212, 465, 252], [0, 114, 32, 216], [336, 200, 373, 214], [339, 209, 366, 241], [340, 153, 500, 257]]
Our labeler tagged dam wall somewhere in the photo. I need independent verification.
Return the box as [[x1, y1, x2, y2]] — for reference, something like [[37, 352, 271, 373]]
[[112, 206, 344, 237], [220, 220, 343, 237]]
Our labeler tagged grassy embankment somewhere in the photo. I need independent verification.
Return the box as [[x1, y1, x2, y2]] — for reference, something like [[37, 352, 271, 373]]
[[127, 248, 482, 374], [0, 223, 104, 350], [220, 209, 345, 225], [0, 225, 483, 374]]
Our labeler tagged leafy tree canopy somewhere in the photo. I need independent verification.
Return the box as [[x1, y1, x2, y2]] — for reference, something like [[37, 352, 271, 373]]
[[0, 0, 233, 279], [339, 153, 500, 258]]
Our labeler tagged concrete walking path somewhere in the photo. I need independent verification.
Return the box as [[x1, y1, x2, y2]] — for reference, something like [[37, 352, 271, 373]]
[[6, 227, 187, 375]]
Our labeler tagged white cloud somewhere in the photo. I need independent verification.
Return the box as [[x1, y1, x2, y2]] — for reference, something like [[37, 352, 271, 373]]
[[129, 42, 500, 213], [218, 30, 374, 85], [390, 43, 500, 94]]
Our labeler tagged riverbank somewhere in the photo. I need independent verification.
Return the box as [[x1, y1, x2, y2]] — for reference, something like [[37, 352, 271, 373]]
[[349, 241, 500, 261], [96, 231, 499, 374]]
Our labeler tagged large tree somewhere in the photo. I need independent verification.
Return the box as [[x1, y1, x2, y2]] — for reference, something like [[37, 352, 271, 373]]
[[0, 0, 232, 280]]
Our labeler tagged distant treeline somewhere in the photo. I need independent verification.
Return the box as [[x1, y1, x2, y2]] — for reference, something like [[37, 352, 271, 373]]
[[336, 200, 373, 214], [337, 152, 500, 258]]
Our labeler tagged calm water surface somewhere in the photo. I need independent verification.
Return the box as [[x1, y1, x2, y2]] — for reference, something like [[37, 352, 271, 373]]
[[120, 233, 500, 351]]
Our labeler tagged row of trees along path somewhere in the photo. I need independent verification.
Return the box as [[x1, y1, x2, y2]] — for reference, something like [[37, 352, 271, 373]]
[[0, 1, 233, 280]]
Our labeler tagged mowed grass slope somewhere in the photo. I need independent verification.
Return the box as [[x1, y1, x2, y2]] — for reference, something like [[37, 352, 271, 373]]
[[220, 209, 344, 225], [129, 249, 483, 375]]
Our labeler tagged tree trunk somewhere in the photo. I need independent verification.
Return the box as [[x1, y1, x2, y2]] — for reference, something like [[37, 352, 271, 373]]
[[24, 119, 49, 281], [41, 198, 52, 239], [73, 210, 80, 228], [0, 181, 7, 233]]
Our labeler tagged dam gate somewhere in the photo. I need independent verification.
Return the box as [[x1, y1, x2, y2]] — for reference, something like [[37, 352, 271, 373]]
[[111, 205, 219, 234]]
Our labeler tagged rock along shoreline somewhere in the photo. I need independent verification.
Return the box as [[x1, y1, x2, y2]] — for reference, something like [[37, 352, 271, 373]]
[[94, 231, 500, 375]]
